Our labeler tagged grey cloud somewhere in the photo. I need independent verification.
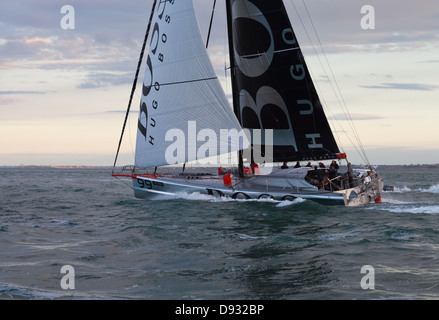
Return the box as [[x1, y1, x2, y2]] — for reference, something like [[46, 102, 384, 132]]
[[76, 72, 135, 89], [1, 0, 439, 77], [0, 0, 150, 69], [284, 0, 439, 54], [0, 91, 46, 95], [359, 83, 439, 91], [329, 113, 385, 121]]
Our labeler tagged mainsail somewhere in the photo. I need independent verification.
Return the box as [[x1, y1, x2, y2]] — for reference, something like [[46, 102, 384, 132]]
[[135, 0, 244, 169], [226, 0, 340, 162]]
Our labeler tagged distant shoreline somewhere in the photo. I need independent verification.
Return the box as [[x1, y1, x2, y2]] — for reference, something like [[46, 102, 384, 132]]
[[1, 164, 438, 171], [373, 164, 439, 171]]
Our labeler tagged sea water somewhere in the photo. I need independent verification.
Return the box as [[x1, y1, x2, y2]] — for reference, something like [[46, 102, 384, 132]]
[[0, 166, 438, 300]]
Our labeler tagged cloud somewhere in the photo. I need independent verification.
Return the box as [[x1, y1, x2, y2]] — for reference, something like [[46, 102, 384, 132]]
[[76, 72, 135, 89], [0, 96, 23, 105], [0, 1, 149, 71], [359, 83, 439, 91], [285, 0, 439, 54], [0, 35, 137, 71], [2, 0, 437, 75], [329, 113, 385, 121], [351, 146, 439, 165], [0, 91, 46, 95]]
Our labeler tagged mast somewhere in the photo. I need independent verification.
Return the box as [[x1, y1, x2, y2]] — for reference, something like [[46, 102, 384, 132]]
[[225, 0, 244, 177]]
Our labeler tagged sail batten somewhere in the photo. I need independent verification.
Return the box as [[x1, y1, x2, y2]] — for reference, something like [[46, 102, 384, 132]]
[[145, 76, 219, 88]]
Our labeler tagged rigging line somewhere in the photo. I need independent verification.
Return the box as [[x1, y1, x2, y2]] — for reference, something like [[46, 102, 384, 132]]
[[291, 0, 368, 164], [287, 9, 342, 150], [222, 0, 230, 95], [126, 92, 142, 163], [128, 93, 143, 161], [113, 175, 135, 191], [303, 57, 361, 158], [206, 0, 217, 49], [300, 0, 370, 165], [112, 0, 158, 174], [289, 1, 340, 151]]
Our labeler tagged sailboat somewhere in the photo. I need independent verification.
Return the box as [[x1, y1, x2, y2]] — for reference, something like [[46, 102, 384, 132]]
[[112, 0, 384, 207]]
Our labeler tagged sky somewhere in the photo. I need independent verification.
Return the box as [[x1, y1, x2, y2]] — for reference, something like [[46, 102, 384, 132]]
[[1, 0, 438, 166]]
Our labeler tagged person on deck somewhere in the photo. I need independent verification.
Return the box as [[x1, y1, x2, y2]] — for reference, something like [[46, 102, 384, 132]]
[[347, 162, 354, 188], [294, 162, 301, 168], [329, 160, 339, 179], [305, 162, 312, 168], [281, 162, 289, 169]]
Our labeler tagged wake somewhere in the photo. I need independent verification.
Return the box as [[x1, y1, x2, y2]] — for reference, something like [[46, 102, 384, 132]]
[[151, 191, 306, 207], [390, 183, 439, 194]]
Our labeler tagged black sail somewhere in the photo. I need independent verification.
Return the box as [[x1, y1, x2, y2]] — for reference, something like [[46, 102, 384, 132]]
[[225, 0, 340, 163]]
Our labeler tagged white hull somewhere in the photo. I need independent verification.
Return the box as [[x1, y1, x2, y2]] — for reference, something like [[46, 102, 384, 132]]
[[122, 168, 383, 207]]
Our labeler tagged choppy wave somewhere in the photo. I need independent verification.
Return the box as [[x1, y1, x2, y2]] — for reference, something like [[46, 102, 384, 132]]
[[0, 283, 111, 300], [317, 230, 361, 241], [3, 167, 439, 300], [391, 186, 412, 193], [385, 205, 439, 215], [236, 233, 268, 240], [275, 198, 306, 207], [0, 283, 68, 300], [380, 197, 412, 205], [421, 184, 439, 194], [374, 182, 439, 215], [391, 184, 439, 194], [373, 202, 439, 215]]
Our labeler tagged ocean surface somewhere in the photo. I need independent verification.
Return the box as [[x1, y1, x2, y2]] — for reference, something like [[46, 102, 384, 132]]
[[1, 166, 439, 300]]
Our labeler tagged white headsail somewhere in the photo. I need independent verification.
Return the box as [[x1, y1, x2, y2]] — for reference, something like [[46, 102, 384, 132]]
[[135, 0, 245, 168]]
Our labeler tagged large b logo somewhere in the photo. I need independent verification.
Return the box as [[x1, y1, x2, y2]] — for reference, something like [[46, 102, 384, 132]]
[[232, 0, 274, 77], [232, 0, 297, 149]]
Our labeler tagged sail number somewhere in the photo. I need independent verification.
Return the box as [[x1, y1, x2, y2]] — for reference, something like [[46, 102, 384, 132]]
[[137, 178, 164, 190], [137, 178, 152, 189]]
